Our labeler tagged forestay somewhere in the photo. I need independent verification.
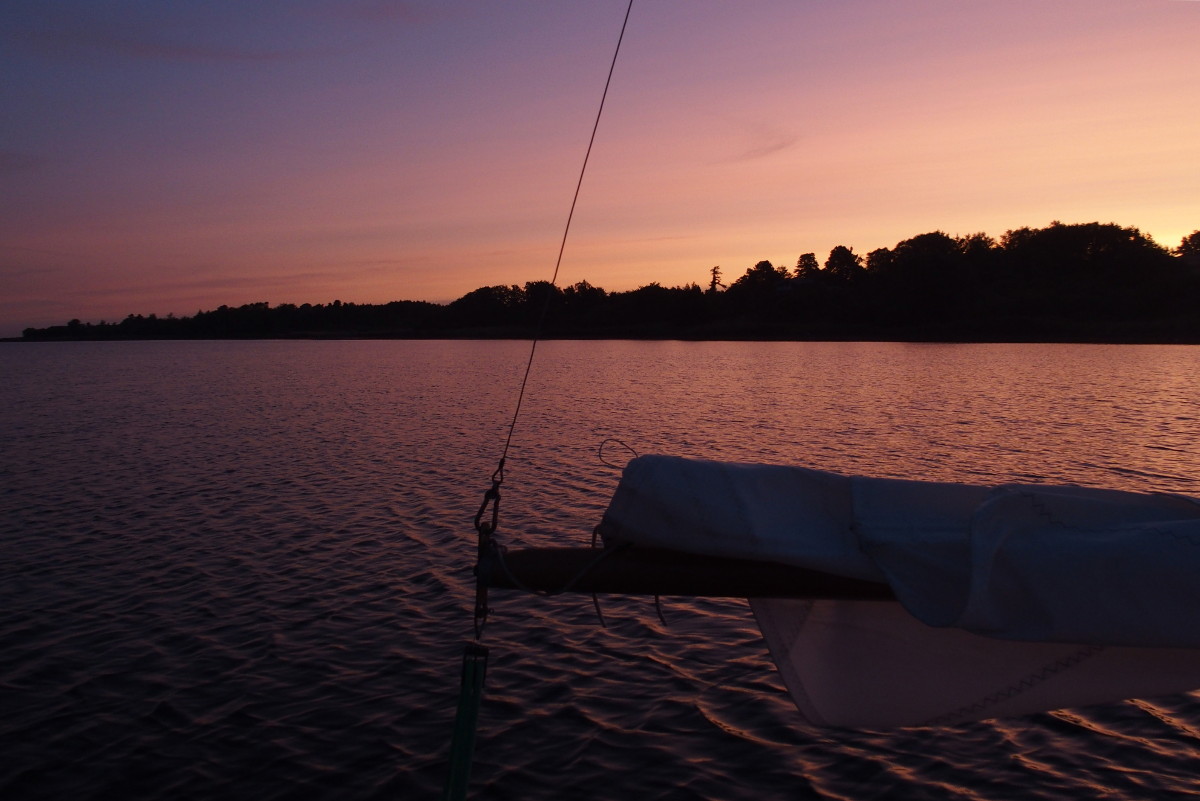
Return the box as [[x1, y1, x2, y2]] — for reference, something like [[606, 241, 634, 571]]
[[599, 455, 1200, 728]]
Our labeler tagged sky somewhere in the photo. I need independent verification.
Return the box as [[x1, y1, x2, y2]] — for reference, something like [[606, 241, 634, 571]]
[[2, 0, 1198, 336]]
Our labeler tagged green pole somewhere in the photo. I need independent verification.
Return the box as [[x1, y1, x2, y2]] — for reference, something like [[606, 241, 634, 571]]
[[442, 643, 489, 801]]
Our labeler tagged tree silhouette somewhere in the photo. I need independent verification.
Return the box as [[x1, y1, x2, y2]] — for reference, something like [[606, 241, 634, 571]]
[[707, 266, 725, 293], [824, 246, 864, 283], [1178, 231, 1200, 266], [998, 222, 1175, 319], [446, 284, 524, 327], [560, 280, 607, 327], [730, 260, 788, 290], [865, 248, 893, 274], [721, 260, 790, 318], [521, 280, 564, 326], [794, 253, 821, 280]]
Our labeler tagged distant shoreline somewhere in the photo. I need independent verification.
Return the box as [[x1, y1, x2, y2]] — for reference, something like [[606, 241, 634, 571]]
[[12, 222, 1200, 346], [8, 323, 1200, 346]]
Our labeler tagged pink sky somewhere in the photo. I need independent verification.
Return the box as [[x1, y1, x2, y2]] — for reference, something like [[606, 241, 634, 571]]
[[2, 0, 1198, 336]]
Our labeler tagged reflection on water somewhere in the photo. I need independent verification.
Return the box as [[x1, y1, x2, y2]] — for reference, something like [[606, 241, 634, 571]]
[[1, 340, 1199, 800]]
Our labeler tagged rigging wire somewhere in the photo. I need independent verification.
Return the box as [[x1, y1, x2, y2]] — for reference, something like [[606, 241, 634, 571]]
[[472, 0, 635, 642], [491, 0, 635, 478], [447, 9, 636, 798]]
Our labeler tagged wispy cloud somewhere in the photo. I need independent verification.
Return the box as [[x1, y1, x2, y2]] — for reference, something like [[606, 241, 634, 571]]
[[3, 5, 304, 64], [16, 26, 295, 63], [0, 243, 86, 261], [724, 126, 800, 163], [329, 0, 439, 25], [0, 150, 49, 174]]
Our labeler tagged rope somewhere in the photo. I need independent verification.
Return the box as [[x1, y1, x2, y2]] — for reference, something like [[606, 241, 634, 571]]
[[598, 438, 639, 469]]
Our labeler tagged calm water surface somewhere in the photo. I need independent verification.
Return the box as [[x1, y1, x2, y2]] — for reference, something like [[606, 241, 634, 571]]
[[2, 340, 1199, 800]]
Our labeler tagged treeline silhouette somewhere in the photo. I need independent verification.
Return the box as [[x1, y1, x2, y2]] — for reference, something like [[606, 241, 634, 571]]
[[22, 222, 1200, 343]]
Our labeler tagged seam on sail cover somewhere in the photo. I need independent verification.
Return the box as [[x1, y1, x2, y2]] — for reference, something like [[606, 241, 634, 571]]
[[751, 599, 828, 728], [920, 644, 1107, 727]]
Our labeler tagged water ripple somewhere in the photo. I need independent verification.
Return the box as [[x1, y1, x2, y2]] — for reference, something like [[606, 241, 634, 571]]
[[2, 340, 1199, 799]]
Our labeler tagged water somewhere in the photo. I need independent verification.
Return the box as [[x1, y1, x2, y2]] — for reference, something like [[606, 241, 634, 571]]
[[2, 339, 1199, 800]]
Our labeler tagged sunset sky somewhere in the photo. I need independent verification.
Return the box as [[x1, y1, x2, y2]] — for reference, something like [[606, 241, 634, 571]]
[[2, 0, 1198, 336]]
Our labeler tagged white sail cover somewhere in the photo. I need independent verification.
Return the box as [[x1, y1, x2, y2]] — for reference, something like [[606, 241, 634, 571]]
[[600, 455, 1200, 727]]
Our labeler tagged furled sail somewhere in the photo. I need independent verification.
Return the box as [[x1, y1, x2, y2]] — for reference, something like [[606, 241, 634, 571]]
[[599, 455, 1200, 727]]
